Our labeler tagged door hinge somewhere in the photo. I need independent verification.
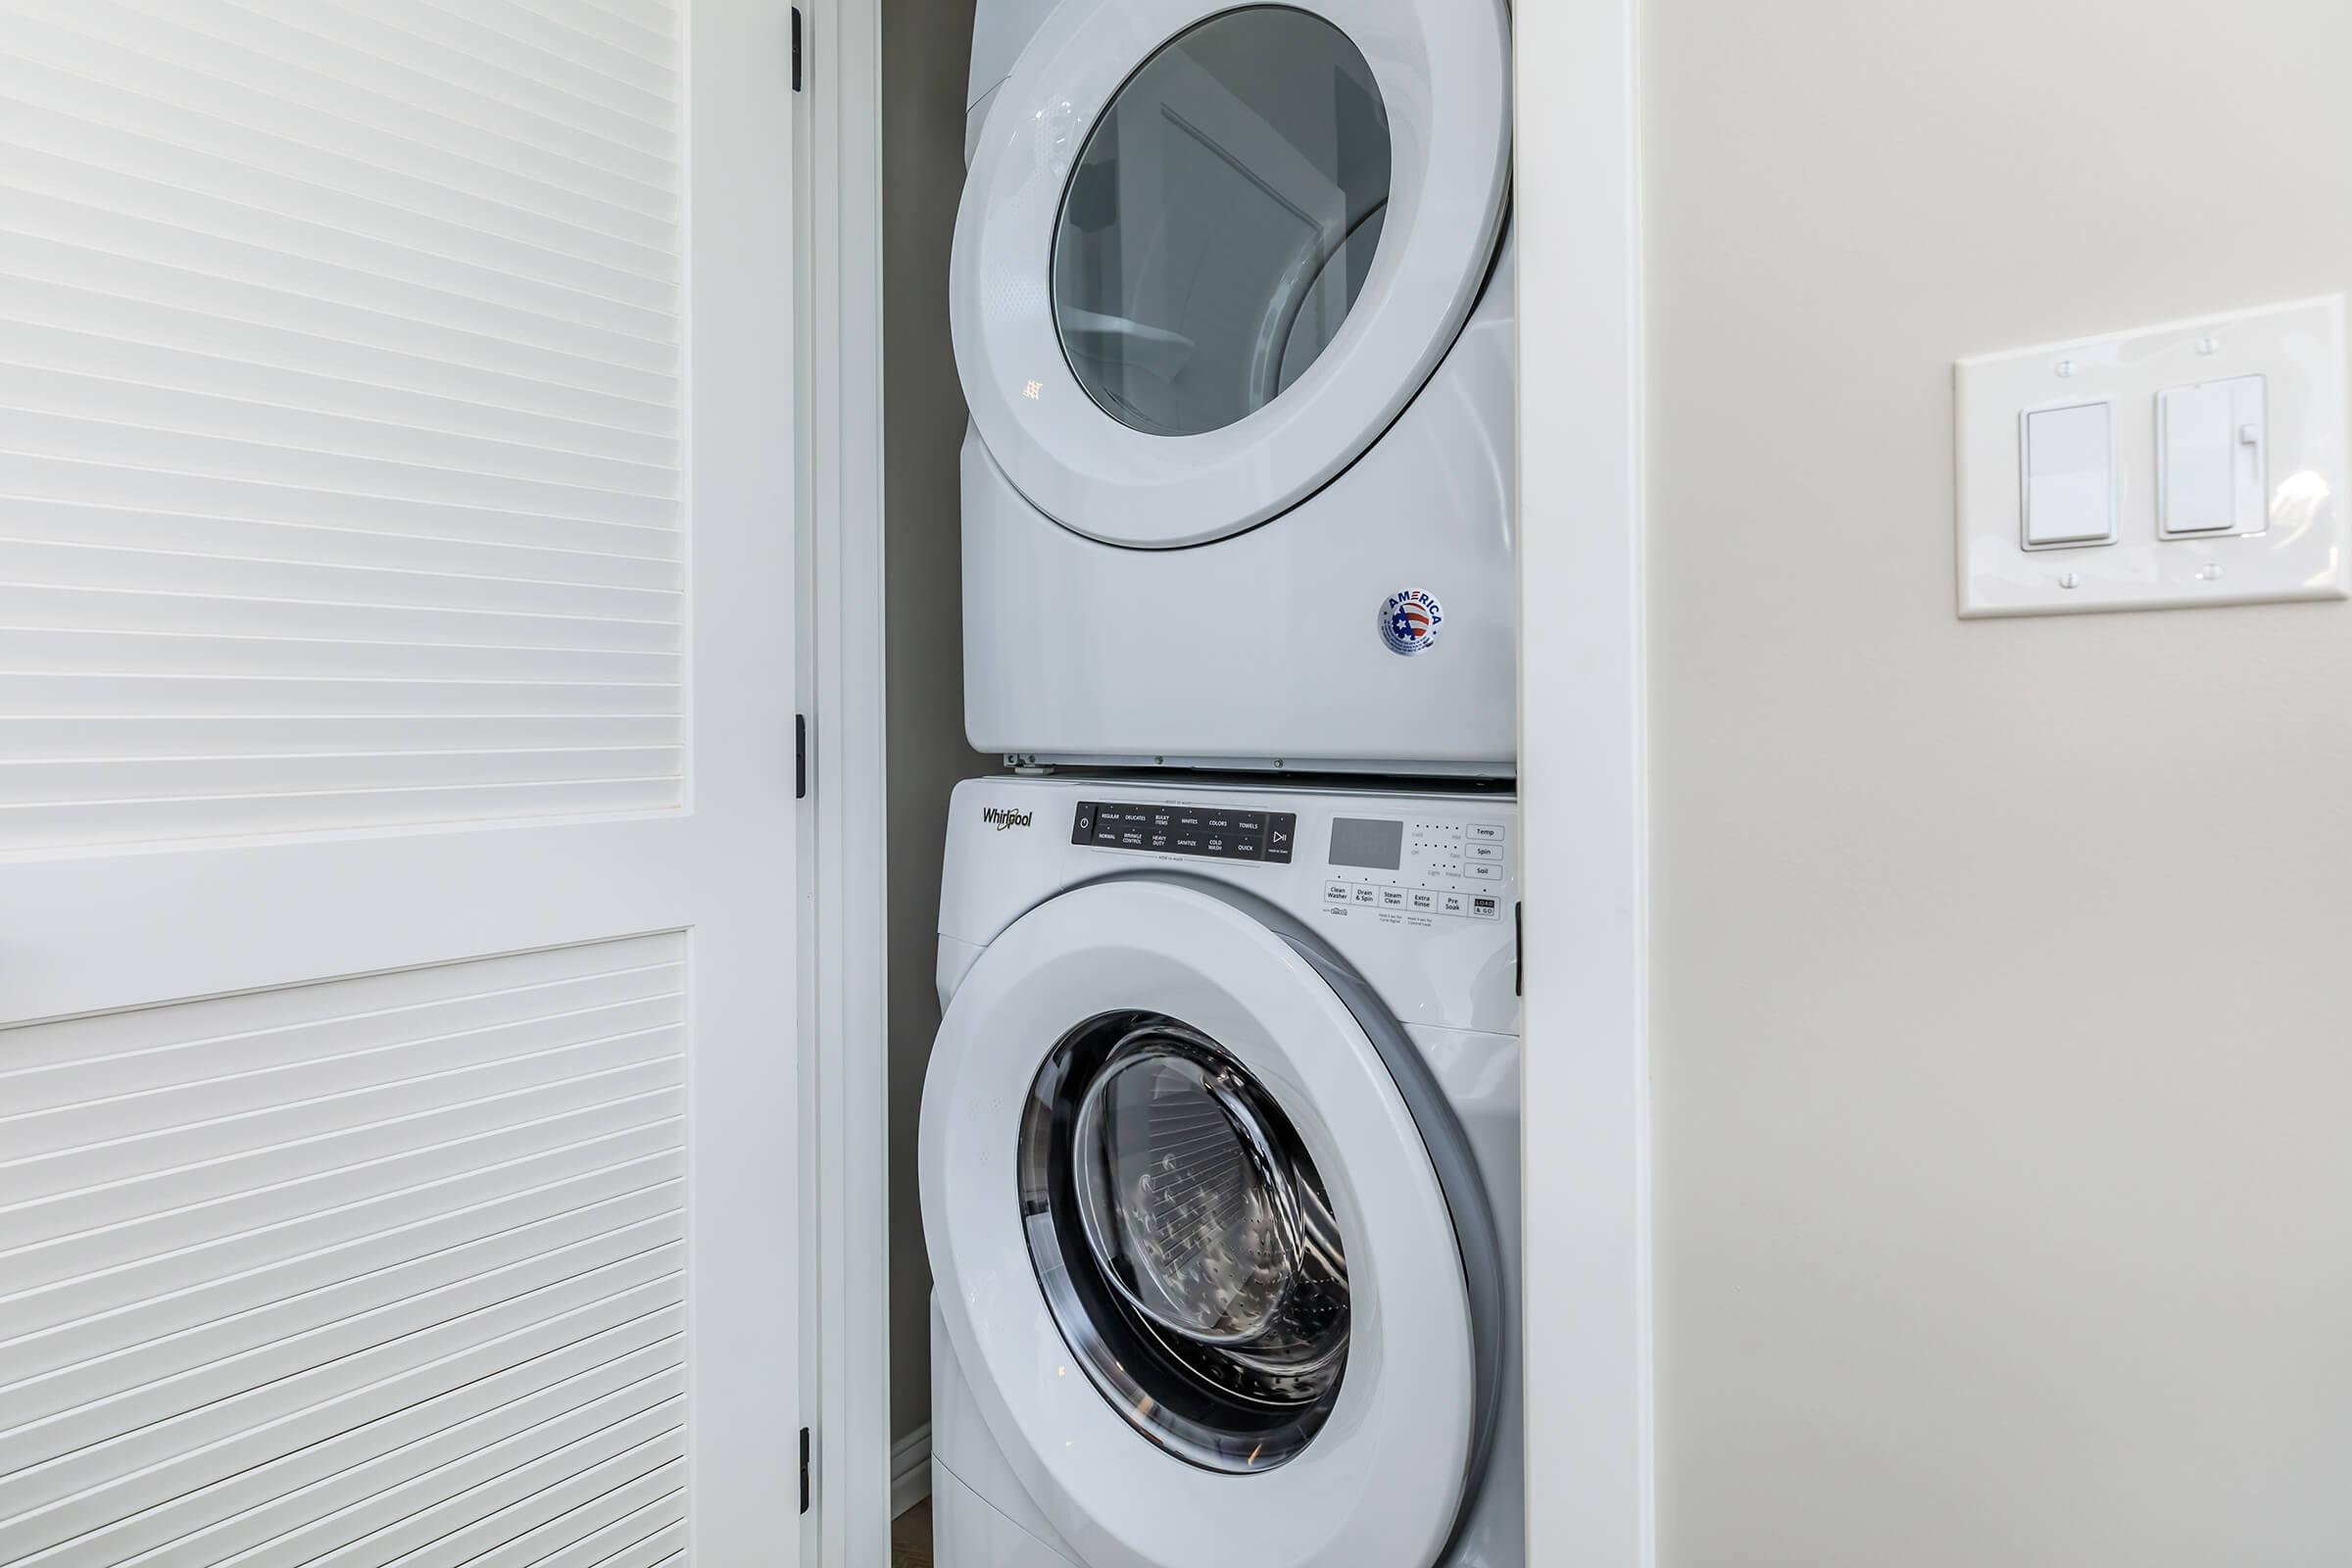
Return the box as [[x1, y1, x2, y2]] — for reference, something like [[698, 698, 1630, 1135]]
[[795, 713, 808, 800], [791, 7, 804, 92], [799, 1426, 812, 1514]]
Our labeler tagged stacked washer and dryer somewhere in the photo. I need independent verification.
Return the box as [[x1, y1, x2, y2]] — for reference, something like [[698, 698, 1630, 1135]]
[[921, 2, 1521, 1565]]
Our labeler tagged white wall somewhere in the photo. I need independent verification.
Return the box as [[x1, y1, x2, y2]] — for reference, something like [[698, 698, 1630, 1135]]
[[1640, 3, 2352, 1564], [883, 0, 987, 1449]]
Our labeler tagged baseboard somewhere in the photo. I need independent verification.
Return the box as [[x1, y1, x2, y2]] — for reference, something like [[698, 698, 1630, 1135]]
[[892, 1422, 933, 1517]]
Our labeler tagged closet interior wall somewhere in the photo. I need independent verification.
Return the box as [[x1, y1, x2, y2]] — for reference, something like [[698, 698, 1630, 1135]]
[[882, 0, 990, 1484]]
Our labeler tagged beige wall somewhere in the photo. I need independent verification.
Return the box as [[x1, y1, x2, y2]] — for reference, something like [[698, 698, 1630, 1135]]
[[1643, 3, 2352, 1563], [884, 0, 987, 1446]]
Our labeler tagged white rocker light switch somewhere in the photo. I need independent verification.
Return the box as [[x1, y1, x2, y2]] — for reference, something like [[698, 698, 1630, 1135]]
[[2021, 401, 2117, 549]]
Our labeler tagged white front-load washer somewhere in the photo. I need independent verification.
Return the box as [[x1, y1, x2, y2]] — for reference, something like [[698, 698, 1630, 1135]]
[[956, 0, 1517, 776], [921, 777, 1521, 1567]]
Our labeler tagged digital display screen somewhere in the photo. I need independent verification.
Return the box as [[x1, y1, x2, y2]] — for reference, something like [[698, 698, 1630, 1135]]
[[1329, 817, 1404, 871]]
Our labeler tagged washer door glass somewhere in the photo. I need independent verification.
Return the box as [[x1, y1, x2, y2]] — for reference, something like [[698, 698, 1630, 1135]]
[[1022, 1014, 1350, 1472], [1053, 7, 1392, 438]]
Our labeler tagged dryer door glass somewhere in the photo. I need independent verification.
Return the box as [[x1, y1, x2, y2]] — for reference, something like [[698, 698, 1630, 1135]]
[[1053, 8, 1392, 438], [1022, 1014, 1350, 1473]]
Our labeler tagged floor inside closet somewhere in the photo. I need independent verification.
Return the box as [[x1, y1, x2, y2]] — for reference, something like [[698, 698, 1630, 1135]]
[[892, 1499, 936, 1567]]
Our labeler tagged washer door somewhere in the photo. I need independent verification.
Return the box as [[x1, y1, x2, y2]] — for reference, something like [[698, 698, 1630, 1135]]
[[921, 881, 1478, 1568], [954, 0, 1511, 548]]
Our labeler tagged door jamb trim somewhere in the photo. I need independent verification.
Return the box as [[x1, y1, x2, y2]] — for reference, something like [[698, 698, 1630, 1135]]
[[800, 0, 894, 1562], [1516, 0, 1655, 1562]]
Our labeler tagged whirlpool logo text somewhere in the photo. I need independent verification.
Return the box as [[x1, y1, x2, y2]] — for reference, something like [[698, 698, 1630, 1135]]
[[982, 808, 1034, 831]]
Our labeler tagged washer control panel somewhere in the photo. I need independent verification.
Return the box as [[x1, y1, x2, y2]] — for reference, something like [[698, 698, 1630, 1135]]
[[1319, 813, 1511, 923], [1073, 801, 1298, 864]]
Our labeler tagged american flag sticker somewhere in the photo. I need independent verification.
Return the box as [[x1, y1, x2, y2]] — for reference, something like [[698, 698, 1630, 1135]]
[[1379, 589, 1446, 657]]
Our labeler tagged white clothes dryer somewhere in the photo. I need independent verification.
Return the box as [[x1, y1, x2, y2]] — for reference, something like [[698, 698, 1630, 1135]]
[[956, 0, 1517, 776], [921, 777, 1522, 1568]]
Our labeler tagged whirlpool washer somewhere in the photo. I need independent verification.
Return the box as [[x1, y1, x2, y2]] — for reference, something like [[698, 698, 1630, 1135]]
[[922, 776, 1522, 1567]]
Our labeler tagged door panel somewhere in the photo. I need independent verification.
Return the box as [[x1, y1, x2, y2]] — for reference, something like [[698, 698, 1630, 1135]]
[[0, 2, 799, 1563], [0, 0, 690, 855]]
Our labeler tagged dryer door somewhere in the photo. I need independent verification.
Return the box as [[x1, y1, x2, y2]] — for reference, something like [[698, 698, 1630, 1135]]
[[954, 0, 1511, 548], [921, 880, 1479, 1568]]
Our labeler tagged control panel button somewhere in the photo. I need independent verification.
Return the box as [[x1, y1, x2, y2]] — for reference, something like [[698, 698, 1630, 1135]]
[[1324, 882, 1350, 906], [1467, 842, 1505, 863], [1439, 893, 1468, 916], [1408, 891, 1437, 912], [1466, 861, 1503, 880], [1470, 895, 1502, 920], [1380, 889, 1407, 908], [1079, 802, 1299, 867], [1351, 886, 1377, 906], [1468, 822, 1507, 844]]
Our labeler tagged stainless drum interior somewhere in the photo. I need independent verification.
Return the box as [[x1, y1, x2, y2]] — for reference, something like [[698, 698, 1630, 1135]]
[[1051, 6, 1394, 438], [1021, 1012, 1350, 1472]]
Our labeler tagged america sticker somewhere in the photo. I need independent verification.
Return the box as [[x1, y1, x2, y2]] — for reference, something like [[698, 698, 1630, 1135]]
[[1379, 589, 1445, 657]]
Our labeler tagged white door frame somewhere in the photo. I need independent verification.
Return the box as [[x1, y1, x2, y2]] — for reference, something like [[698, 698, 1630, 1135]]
[[1516, 0, 1654, 1564], [804, 0, 1657, 1562], [799, 0, 897, 1564]]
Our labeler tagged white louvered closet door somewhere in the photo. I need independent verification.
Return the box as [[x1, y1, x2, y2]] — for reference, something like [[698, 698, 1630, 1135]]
[[0, 3, 801, 1566]]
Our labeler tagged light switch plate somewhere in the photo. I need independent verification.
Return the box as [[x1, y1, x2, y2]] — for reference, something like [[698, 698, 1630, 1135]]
[[1955, 296, 2347, 617]]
